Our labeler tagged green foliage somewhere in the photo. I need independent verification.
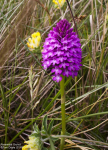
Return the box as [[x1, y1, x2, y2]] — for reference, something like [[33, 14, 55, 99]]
[[48, 119, 54, 135], [42, 115, 48, 132], [30, 116, 56, 150]]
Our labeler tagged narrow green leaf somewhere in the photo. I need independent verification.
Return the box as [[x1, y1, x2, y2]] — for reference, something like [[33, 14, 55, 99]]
[[33, 123, 40, 133], [42, 115, 48, 131], [49, 81, 108, 114], [0, 82, 8, 144], [48, 119, 54, 135]]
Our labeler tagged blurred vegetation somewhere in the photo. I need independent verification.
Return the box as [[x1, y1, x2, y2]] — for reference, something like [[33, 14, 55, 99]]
[[0, 0, 108, 149]]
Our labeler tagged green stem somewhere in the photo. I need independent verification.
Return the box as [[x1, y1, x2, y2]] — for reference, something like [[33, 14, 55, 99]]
[[49, 138, 55, 150], [52, 135, 108, 147], [60, 76, 66, 150]]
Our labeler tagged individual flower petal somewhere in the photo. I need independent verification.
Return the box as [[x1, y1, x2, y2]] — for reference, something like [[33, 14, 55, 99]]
[[68, 64, 75, 71], [48, 52, 54, 57], [59, 62, 69, 68], [51, 59, 59, 65], [22, 145, 29, 150], [72, 71, 78, 78], [58, 57, 67, 63], [51, 68, 62, 75], [53, 75, 62, 82], [55, 51, 64, 56], [43, 60, 52, 68]]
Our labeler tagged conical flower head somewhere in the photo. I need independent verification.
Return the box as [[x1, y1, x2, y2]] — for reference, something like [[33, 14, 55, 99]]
[[42, 19, 82, 82]]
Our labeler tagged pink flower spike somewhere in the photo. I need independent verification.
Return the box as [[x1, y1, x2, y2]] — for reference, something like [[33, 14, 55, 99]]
[[42, 19, 82, 82]]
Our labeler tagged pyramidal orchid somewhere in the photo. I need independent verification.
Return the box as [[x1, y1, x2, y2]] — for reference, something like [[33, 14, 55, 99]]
[[42, 19, 82, 82], [42, 19, 82, 150]]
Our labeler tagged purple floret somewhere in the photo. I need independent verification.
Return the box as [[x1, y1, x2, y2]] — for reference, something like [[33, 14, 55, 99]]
[[42, 19, 82, 82]]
